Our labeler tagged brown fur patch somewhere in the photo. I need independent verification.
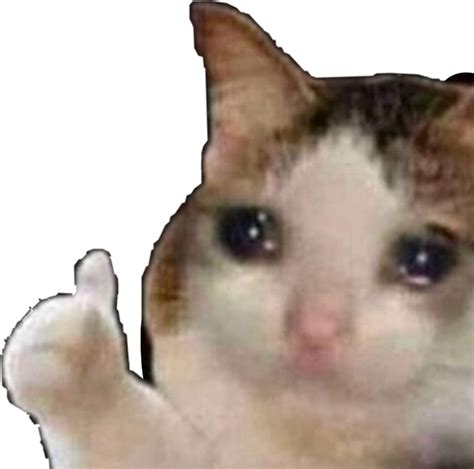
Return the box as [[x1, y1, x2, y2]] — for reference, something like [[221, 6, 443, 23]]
[[143, 204, 192, 335], [191, 2, 315, 141], [402, 94, 474, 239]]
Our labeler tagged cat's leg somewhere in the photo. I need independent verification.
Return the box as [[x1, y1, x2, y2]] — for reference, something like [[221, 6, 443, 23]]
[[2, 251, 211, 468]]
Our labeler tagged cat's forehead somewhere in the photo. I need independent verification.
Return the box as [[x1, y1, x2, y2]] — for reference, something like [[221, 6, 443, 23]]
[[274, 129, 401, 275], [311, 76, 474, 190], [279, 128, 397, 213]]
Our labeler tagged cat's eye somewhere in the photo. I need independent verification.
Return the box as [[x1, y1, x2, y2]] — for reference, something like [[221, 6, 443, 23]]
[[216, 207, 280, 261], [394, 236, 457, 287]]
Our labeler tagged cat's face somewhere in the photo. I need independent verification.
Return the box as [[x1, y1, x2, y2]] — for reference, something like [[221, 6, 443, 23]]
[[145, 3, 474, 404], [185, 126, 474, 400]]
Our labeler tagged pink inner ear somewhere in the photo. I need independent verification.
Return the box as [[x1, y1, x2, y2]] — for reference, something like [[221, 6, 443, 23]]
[[204, 131, 248, 179]]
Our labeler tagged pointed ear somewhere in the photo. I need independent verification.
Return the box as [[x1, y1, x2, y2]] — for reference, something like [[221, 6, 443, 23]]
[[190, 2, 316, 140]]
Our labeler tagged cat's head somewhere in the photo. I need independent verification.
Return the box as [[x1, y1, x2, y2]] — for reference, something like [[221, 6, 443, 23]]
[[145, 3, 474, 402]]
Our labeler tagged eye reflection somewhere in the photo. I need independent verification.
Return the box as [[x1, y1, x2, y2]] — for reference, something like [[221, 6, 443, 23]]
[[394, 234, 457, 287], [216, 207, 280, 261]]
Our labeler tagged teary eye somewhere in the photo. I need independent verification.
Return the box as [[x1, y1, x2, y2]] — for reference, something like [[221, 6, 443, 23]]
[[395, 236, 457, 287], [217, 207, 280, 261]]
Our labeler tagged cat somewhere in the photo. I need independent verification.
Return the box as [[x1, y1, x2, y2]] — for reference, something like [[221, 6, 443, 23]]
[[3, 2, 474, 468]]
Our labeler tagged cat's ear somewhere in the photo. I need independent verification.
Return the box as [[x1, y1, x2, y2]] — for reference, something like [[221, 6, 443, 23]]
[[190, 2, 316, 153]]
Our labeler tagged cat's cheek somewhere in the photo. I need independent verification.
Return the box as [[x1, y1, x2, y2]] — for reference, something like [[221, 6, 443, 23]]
[[189, 269, 286, 358], [342, 296, 438, 391], [333, 338, 430, 396]]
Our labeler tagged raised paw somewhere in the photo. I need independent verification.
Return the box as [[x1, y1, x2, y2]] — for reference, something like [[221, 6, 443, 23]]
[[2, 250, 127, 419]]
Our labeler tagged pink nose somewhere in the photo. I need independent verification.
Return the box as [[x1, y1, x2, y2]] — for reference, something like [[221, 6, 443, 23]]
[[293, 310, 342, 345], [288, 294, 346, 345], [286, 295, 347, 375]]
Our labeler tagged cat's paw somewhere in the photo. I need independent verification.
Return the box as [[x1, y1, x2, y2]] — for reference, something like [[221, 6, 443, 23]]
[[2, 250, 127, 419]]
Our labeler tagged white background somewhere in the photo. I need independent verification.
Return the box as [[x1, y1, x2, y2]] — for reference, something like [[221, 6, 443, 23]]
[[0, 0, 471, 466]]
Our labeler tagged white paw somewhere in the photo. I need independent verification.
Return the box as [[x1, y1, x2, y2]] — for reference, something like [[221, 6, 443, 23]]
[[2, 250, 127, 419]]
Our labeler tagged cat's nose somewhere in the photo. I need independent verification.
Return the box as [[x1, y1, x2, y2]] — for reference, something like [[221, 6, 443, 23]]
[[291, 310, 342, 346], [286, 295, 347, 375], [287, 293, 347, 345]]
